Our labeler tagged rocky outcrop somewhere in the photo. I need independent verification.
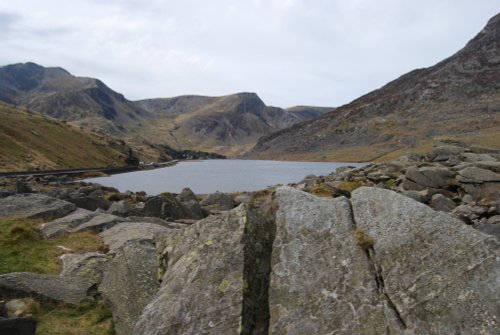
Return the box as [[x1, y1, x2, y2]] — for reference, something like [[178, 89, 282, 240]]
[[351, 187, 499, 334], [270, 187, 401, 334], [40, 208, 98, 238], [133, 205, 275, 335], [98, 222, 172, 252], [100, 240, 160, 335], [0, 194, 75, 219], [200, 191, 234, 211], [69, 213, 127, 234], [60, 252, 111, 286]]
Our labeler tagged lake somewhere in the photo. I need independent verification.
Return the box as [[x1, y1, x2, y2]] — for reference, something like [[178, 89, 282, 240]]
[[85, 159, 364, 195]]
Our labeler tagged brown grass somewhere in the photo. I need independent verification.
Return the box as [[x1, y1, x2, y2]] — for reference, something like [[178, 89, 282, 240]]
[[354, 228, 375, 250]]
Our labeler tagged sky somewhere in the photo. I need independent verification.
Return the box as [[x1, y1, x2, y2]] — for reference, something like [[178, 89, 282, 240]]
[[0, 1, 498, 107]]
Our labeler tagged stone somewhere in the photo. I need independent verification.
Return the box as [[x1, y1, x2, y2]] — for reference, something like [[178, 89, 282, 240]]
[[60, 252, 111, 286], [430, 193, 456, 212], [487, 215, 500, 224], [5, 299, 28, 317], [199, 191, 234, 211], [176, 188, 197, 202], [428, 145, 468, 161], [15, 181, 32, 194], [69, 213, 127, 234], [404, 166, 454, 189], [460, 182, 500, 201], [0, 194, 76, 220], [457, 167, 500, 183], [100, 240, 160, 335], [179, 200, 206, 220], [99, 222, 172, 252], [475, 223, 500, 238], [351, 187, 499, 334], [142, 194, 189, 220], [0, 317, 36, 335], [107, 200, 135, 217], [0, 188, 14, 198], [133, 204, 275, 335], [234, 193, 254, 205], [269, 186, 400, 335], [0, 272, 92, 304], [40, 208, 98, 238], [68, 194, 110, 211], [401, 190, 428, 204]]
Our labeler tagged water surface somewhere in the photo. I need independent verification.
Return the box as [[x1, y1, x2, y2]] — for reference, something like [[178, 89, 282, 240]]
[[85, 159, 363, 195]]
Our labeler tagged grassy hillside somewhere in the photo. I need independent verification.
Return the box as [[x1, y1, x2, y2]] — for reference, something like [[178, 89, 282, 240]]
[[0, 103, 130, 171]]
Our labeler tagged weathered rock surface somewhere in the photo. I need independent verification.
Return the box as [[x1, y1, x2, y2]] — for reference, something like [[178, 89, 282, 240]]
[[40, 208, 98, 238], [107, 200, 135, 217], [100, 240, 160, 335], [404, 166, 454, 190], [60, 252, 111, 286], [457, 166, 500, 183], [0, 194, 75, 219], [176, 187, 197, 202], [133, 204, 275, 335], [430, 193, 456, 212], [200, 191, 234, 211], [69, 213, 127, 234], [351, 187, 499, 334], [269, 186, 401, 334], [0, 272, 92, 304], [99, 222, 172, 252], [141, 194, 190, 220], [179, 200, 206, 220]]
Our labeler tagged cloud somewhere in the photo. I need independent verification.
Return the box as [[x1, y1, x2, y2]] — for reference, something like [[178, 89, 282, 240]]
[[0, 1, 498, 106]]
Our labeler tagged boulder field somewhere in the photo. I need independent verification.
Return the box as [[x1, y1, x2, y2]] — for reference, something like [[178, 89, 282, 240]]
[[0, 142, 498, 334]]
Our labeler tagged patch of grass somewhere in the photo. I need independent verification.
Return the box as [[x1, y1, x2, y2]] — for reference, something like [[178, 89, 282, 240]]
[[337, 180, 366, 192], [34, 301, 114, 335], [309, 183, 332, 197], [354, 228, 375, 250], [0, 217, 105, 275]]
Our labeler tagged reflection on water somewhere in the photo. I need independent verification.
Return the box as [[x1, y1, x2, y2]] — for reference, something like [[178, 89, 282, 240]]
[[85, 159, 364, 195]]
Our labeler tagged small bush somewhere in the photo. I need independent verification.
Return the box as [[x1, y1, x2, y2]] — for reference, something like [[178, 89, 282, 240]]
[[354, 228, 375, 250]]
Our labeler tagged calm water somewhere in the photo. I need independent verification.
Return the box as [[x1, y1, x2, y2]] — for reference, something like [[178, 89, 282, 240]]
[[85, 160, 363, 195]]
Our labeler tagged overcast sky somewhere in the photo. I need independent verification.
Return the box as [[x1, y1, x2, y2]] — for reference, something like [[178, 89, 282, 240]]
[[0, 1, 498, 107]]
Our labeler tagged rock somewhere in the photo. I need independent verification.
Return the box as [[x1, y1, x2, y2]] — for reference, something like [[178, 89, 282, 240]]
[[475, 223, 500, 238], [107, 200, 134, 217], [68, 193, 110, 211], [351, 187, 499, 334], [69, 214, 127, 234], [99, 222, 172, 252], [461, 152, 496, 162], [428, 145, 468, 161], [0, 317, 36, 335], [179, 200, 206, 220], [142, 194, 189, 220], [430, 193, 456, 212], [15, 181, 32, 194], [404, 166, 454, 190], [269, 186, 400, 334], [0, 273, 92, 304], [451, 204, 487, 224], [0, 194, 76, 219], [462, 194, 474, 204], [0, 188, 14, 198], [100, 240, 160, 335], [234, 193, 254, 205], [460, 182, 500, 201], [331, 188, 351, 198], [487, 215, 500, 224], [60, 252, 111, 286], [199, 191, 234, 211], [400, 190, 428, 204], [176, 188, 197, 202], [457, 167, 500, 183], [133, 204, 275, 335], [40, 208, 98, 238]]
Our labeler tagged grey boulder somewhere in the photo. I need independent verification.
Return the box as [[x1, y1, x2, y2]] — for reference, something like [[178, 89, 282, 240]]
[[199, 191, 234, 211], [40, 208, 98, 238], [99, 221, 172, 252], [0, 194, 75, 220]]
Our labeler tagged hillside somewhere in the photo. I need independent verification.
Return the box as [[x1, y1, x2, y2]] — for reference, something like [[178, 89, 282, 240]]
[[247, 13, 500, 161], [0, 103, 135, 171], [134, 93, 330, 156], [0, 62, 150, 134]]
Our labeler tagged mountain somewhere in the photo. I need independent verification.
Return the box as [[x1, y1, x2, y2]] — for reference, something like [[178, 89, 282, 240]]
[[247, 13, 500, 161], [0, 102, 137, 171], [0, 62, 150, 134], [134, 93, 330, 156]]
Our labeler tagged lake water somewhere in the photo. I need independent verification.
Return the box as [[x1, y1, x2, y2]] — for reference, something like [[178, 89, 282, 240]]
[[85, 159, 364, 195]]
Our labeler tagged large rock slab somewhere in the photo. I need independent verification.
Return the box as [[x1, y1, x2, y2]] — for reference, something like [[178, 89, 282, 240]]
[[269, 186, 401, 335], [404, 166, 454, 190], [133, 204, 275, 335], [40, 208, 98, 238], [200, 191, 234, 211], [60, 252, 111, 286], [100, 240, 160, 335], [99, 222, 172, 252], [0, 194, 76, 219], [457, 166, 500, 183], [69, 213, 127, 234], [351, 187, 500, 334], [0, 272, 92, 304]]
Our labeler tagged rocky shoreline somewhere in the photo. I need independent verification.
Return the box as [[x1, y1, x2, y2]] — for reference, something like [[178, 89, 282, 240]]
[[0, 141, 498, 334]]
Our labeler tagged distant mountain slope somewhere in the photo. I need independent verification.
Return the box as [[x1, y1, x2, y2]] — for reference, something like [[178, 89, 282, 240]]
[[0, 103, 135, 171], [247, 13, 500, 161], [0, 62, 150, 134], [134, 93, 330, 156]]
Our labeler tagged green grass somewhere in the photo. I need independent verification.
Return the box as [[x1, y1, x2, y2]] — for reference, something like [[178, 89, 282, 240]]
[[0, 217, 105, 275]]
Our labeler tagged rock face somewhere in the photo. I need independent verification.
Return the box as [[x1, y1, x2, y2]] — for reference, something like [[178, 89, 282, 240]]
[[40, 208, 98, 238], [98, 221, 172, 252], [269, 187, 401, 334], [351, 187, 499, 334], [0, 194, 75, 219], [200, 192, 234, 211], [60, 252, 111, 286], [100, 240, 160, 335], [133, 205, 275, 335]]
